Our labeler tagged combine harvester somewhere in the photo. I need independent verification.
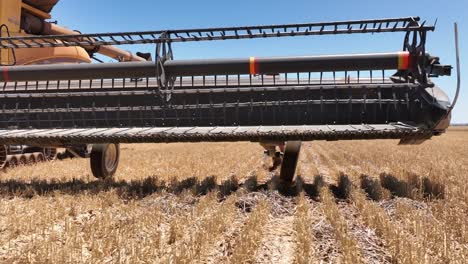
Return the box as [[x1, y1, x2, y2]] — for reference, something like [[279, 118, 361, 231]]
[[0, 0, 147, 169], [0, 2, 460, 181]]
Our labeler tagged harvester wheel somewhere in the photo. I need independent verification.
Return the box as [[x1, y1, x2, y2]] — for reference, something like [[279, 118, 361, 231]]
[[0, 145, 7, 169], [43, 148, 58, 161], [19, 155, 28, 166], [27, 154, 36, 165], [35, 153, 46, 162], [90, 144, 120, 179], [279, 141, 302, 182], [8, 156, 19, 168]]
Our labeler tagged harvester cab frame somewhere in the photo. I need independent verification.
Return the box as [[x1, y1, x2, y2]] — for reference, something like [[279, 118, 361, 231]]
[[0, 16, 460, 182]]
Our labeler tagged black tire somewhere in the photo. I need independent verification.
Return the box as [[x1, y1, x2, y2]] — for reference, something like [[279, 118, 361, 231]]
[[19, 155, 28, 166], [279, 141, 302, 182], [8, 156, 19, 168], [27, 154, 36, 165], [0, 145, 7, 169], [35, 153, 45, 162], [90, 144, 120, 179], [43, 148, 58, 161]]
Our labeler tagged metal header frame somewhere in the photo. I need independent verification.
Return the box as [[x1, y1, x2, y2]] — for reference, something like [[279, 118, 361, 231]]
[[0, 16, 433, 49], [0, 16, 454, 144]]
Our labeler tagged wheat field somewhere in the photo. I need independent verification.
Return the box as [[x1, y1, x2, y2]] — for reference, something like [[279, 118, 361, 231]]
[[0, 127, 467, 263]]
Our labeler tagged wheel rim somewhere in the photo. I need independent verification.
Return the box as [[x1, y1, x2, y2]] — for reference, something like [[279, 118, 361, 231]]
[[104, 144, 118, 172]]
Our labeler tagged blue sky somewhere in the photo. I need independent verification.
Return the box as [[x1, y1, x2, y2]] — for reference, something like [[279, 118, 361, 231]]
[[51, 0, 466, 123]]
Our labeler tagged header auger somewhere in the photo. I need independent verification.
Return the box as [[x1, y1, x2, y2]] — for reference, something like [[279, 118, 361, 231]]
[[0, 14, 460, 182]]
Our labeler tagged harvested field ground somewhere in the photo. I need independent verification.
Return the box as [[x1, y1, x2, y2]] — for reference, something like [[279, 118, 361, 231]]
[[0, 127, 467, 263]]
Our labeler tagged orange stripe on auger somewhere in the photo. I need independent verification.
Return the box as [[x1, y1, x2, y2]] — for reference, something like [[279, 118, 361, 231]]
[[398, 52, 411, 70], [249, 57, 259, 75]]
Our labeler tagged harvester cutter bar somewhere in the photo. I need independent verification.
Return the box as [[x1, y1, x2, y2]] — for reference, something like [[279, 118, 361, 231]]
[[0, 124, 430, 145], [0, 17, 432, 49]]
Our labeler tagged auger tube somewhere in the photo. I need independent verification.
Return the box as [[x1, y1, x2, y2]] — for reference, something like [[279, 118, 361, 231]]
[[0, 52, 412, 82]]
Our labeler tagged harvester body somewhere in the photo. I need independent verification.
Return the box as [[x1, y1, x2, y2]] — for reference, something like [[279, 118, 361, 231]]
[[0, 0, 145, 169], [0, 2, 459, 180]]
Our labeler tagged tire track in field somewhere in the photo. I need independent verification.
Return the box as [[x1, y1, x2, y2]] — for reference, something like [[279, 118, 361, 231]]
[[256, 215, 296, 263], [252, 146, 317, 263], [254, 192, 296, 263]]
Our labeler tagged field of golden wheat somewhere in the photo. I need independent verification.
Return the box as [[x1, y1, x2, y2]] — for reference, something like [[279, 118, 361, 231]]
[[0, 127, 467, 263]]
